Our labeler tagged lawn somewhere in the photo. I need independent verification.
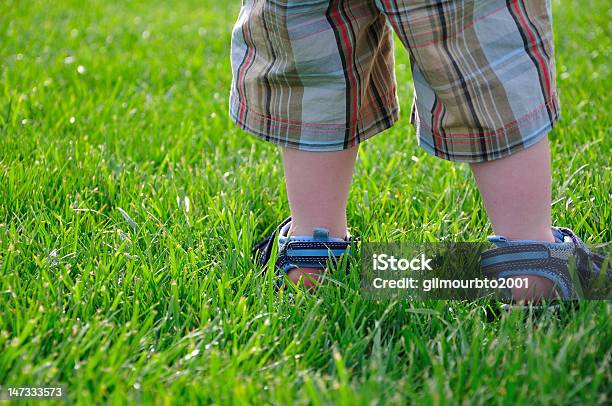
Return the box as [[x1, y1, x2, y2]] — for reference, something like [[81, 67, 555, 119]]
[[0, 0, 610, 404]]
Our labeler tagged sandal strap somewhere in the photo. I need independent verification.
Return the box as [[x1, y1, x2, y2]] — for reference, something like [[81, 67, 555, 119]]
[[276, 239, 352, 273], [481, 244, 574, 299]]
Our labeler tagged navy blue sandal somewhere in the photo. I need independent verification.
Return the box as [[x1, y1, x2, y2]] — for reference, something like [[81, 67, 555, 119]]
[[481, 227, 609, 302], [252, 217, 353, 286]]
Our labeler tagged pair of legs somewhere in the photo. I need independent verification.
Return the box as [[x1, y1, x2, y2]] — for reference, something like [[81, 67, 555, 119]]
[[284, 137, 556, 300], [229, 1, 562, 299]]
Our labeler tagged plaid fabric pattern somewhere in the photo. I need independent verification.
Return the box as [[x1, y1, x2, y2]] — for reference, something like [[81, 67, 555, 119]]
[[229, 0, 560, 162]]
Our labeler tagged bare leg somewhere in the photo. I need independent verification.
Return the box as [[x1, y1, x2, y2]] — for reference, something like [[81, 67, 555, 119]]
[[471, 137, 556, 301], [282, 146, 358, 288]]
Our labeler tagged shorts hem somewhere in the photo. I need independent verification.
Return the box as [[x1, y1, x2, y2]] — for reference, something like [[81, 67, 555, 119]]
[[417, 115, 559, 163], [229, 96, 400, 152], [415, 96, 561, 163]]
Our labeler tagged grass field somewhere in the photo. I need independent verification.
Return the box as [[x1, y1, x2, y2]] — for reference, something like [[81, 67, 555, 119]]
[[1, 0, 610, 404]]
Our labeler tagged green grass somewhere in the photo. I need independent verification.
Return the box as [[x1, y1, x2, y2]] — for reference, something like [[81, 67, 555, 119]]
[[0, 0, 610, 404]]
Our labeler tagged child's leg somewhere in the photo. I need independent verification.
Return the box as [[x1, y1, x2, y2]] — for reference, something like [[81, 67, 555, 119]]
[[282, 146, 358, 287], [229, 1, 397, 289], [471, 138, 554, 243], [370, 1, 562, 300], [471, 137, 556, 300]]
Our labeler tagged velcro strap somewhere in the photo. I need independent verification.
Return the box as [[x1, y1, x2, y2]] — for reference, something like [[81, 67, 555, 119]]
[[276, 240, 351, 272], [481, 245, 574, 299]]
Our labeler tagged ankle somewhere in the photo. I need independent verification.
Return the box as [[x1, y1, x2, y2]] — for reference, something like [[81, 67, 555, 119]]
[[288, 218, 348, 239], [493, 227, 555, 243]]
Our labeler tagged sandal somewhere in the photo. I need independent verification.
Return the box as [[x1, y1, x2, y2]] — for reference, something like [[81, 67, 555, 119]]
[[481, 227, 609, 302], [252, 217, 353, 286]]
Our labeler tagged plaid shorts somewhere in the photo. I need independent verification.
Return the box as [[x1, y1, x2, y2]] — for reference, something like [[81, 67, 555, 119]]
[[229, 0, 560, 162]]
